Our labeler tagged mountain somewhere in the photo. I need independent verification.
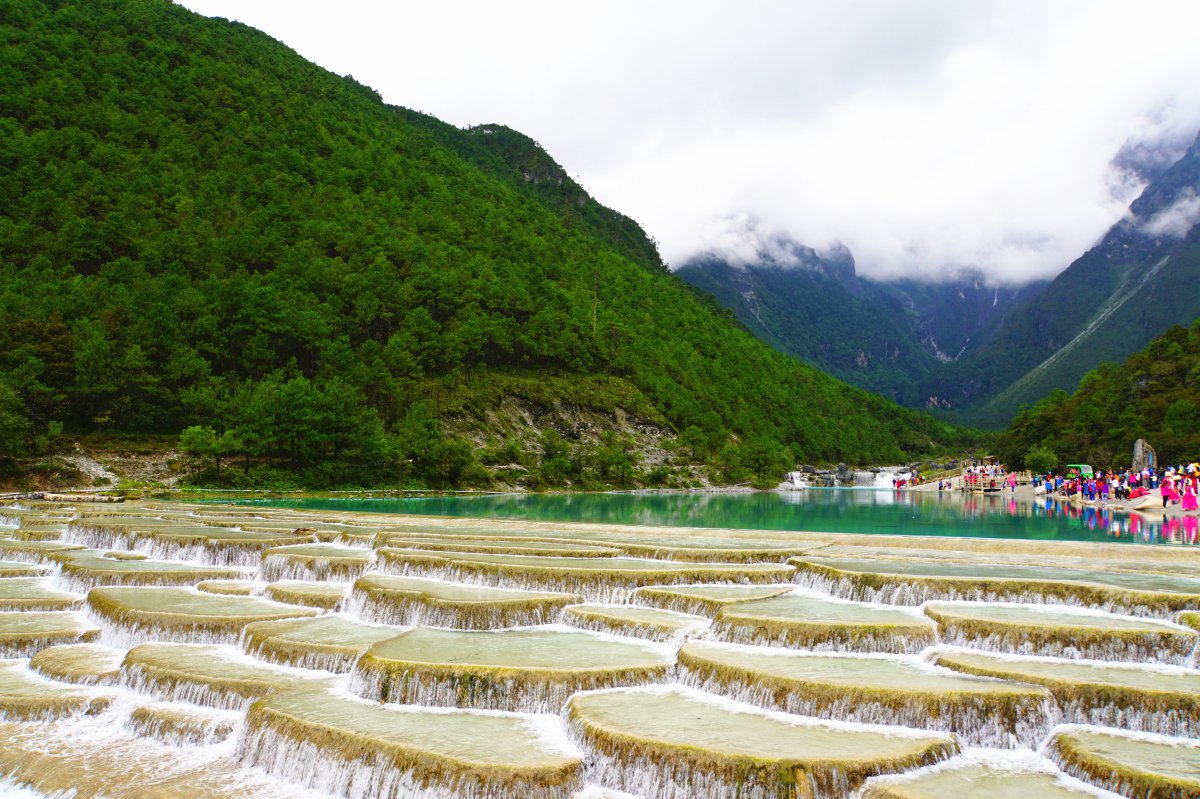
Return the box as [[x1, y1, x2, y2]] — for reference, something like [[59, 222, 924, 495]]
[[676, 240, 932, 403], [678, 130, 1200, 430], [996, 319, 1200, 470], [0, 0, 971, 488], [930, 130, 1200, 426], [881, 276, 1047, 371], [675, 239, 1041, 405], [396, 118, 668, 275]]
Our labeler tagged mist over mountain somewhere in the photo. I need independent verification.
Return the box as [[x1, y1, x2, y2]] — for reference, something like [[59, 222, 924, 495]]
[[936, 128, 1200, 426], [1109, 120, 1198, 187], [679, 128, 1200, 427], [675, 236, 1043, 406]]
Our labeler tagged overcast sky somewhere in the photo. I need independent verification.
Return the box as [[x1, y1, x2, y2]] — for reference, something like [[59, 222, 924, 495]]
[[179, 1, 1200, 284]]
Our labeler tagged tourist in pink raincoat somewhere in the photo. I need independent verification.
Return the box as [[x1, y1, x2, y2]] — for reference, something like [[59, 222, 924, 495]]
[[1162, 471, 1181, 508], [1183, 475, 1199, 514]]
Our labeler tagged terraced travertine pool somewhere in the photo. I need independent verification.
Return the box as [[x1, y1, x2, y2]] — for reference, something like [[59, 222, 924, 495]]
[[2, 499, 1200, 798]]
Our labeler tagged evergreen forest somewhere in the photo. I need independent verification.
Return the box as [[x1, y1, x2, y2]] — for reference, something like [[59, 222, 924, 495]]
[[997, 320, 1200, 472]]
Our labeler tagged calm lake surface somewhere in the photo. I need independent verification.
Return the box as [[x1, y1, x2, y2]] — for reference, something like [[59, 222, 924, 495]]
[[236, 488, 1200, 546]]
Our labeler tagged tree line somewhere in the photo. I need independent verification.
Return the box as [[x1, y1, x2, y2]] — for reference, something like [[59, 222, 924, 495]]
[[998, 320, 1200, 472]]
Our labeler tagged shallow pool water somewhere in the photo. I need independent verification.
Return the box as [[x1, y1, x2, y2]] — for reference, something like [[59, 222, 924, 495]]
[[5, 497, 1198, 799], [230, 489, 1200, 546]]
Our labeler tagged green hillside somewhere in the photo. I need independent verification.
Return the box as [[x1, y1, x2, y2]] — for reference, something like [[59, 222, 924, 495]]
[[997, 319, 1200, 471], [0, 0, 971, 488], [676, 248, 941, 404]]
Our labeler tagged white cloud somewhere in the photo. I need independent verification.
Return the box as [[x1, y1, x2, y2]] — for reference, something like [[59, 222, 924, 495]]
[[178, 0, 1200, 283], [1142, 189, 1200, 239], [1110, 111, 1198, 186], [693, 216, 855, 275]]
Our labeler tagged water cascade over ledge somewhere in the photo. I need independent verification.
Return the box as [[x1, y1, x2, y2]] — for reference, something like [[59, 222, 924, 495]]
[[0, 497, 1198, 798]]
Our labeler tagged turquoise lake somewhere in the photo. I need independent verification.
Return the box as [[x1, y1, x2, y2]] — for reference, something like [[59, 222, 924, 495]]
[[233, 488, 1199, 546]]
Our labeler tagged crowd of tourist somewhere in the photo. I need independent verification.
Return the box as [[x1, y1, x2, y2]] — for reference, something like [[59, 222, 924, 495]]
[[948, 464, 1017, 493], [1031, 465, 1200, 512], [933, 460, 1200, 515]]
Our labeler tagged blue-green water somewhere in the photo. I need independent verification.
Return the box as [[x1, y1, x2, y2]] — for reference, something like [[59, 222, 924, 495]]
[[229, 488, 1199, 546]]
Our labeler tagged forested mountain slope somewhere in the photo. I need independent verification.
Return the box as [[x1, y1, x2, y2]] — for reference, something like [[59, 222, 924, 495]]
[[997, 319, 1200, 470], [0, 0, 970, 487], [677, 243, 941, 404], [676, 240, 1041, 406], [932, 130, 1200, 427]]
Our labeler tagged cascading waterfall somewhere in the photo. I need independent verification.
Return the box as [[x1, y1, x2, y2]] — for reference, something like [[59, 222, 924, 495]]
[[791, 566, 1184, 619], [373, 554, 792, 606], [0, 548, 63, 565], [85, 608, 256, 649], [64, 529, 265, 567], [710, 620, 934, 654], [1043, 724, 1200, 799], [0, 612, 99, 658], [64, 521, 316, 568], [932, 627, 1197, 666], [236, 722, 572, 799], [258, 558, 370, 583], [348, 625, 674, 714], [126, 701, 240, 746], [51, 566, 251, 596], [373, 561, 639, 604], [349, 666, 663, 714], [344, 583, 573, 630], [119, 660, 261, 711], [0, 689, 334, 798], [930, 647, 1200, 740], [5, 498, 1200, 799], [563, 685, 958, 799], [676, 665, 1059, 749], [556, 606, 710, 644], [235, 689, 584, 799], [1055, 701, 1200, 740], [61, 522, 128, 551], [0, 660, 113, 722], [797, 570, 1105, 615], [872, 469, 911, 488], [240, 637, 362, 673]]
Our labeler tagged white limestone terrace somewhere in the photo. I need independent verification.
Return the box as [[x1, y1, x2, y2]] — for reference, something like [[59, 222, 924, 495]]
[[0, 497, 1197, 799]]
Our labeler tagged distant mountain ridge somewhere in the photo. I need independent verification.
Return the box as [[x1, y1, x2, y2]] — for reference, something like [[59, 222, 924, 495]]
[[403, 117, 668, 273], [676, 240, 1043, 405], [996, 318, 1200, 470], [679, 129, 1200, 427]]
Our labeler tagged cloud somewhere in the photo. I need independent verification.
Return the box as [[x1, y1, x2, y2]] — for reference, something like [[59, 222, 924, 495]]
[[1111, 120, 1196, 186], [178, 0, 1200, 284], [1141, 189, 1200, 239], [693, 215, 848, 271]]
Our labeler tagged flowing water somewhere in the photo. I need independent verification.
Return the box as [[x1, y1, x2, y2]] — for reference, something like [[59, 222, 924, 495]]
[[1, 498, 1198, 798]]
